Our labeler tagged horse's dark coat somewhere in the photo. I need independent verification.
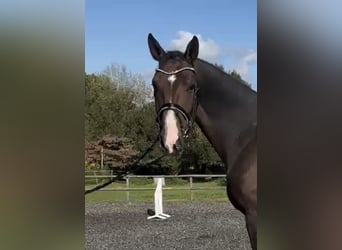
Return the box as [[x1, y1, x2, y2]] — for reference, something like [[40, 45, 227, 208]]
[[148, 33, 257, 250]]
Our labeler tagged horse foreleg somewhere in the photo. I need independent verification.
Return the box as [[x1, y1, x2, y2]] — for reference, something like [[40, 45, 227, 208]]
[[227, 137, 257, 249], [246, 210, 257, 250]]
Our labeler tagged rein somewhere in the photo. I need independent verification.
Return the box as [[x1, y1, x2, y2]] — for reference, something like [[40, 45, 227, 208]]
[[85, 136, 162, 195], [155, 67, 198, 138]]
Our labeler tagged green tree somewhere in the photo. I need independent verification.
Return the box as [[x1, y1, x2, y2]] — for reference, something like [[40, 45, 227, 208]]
[[229, 69, 243, 82], [228, 69, 252, 88], [180, 124, 223, 174], [103, 63, 153, 106], [85, 73, 135, 140], [213, 63, 225, 71]]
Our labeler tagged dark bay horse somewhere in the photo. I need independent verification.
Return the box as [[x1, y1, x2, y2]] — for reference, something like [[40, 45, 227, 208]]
[[147, 33, 257, 249]]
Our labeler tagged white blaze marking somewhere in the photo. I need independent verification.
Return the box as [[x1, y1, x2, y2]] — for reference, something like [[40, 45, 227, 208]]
[[168, 74, 176, 102], [164, 74, 178, 152], [164, 110, 179, 153], [168, 75, 176, 85]]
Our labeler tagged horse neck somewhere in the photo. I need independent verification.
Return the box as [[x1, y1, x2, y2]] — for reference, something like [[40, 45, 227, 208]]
[[194, 60, 257, 164]]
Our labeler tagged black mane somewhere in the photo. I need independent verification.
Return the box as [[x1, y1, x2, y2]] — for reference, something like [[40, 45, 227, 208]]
[[161, 51, 256, 94], [196, 58, 256, 94]]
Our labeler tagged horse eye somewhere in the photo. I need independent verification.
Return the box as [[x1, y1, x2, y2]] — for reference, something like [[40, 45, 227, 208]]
[[187, 84, 195, 91], [152, 81, 158, 90]]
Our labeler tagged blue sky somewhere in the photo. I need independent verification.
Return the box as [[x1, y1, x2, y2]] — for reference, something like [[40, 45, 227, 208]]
[[86, 0, 257, 90]]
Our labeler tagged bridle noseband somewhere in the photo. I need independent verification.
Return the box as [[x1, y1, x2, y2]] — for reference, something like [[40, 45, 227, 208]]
[[155, 67, 198, 138]]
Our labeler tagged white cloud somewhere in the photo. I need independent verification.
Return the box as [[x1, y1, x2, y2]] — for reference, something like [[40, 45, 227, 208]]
[[234, 49, 257, 79], [169, 31, 221, 62]]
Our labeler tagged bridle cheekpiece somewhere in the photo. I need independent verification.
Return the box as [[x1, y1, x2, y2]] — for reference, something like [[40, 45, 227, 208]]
[[155, 67, 198, 138]]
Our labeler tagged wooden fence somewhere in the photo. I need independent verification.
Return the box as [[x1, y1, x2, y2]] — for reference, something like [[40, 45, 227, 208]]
[[85, 173, 226, 202]]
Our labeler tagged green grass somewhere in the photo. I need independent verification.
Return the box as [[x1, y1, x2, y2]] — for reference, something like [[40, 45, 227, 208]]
[[85, 178, 227, 203]]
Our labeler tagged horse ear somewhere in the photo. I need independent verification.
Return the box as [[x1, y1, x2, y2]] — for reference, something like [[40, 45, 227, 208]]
[[184, 36, 199, 63], [148, 33, 165, 61]]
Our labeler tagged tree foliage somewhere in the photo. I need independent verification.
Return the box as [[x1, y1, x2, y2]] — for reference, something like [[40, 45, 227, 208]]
[[85, 73, 135, 140], [103, 63, 153, 106], [213, 63, 225, 71]]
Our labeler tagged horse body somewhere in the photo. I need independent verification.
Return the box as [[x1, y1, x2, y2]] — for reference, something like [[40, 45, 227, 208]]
[[194, 59, 257, 169], [194, 59, 257, 249], [148, 33, 257, 250]]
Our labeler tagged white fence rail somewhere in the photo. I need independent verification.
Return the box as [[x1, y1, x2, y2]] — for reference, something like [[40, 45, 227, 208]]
[[85, 174, 226, 202]]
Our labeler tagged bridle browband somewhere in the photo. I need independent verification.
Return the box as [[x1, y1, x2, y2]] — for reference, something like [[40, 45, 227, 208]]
[[155, 66, 198, 138], [155, 67, 196, 75]]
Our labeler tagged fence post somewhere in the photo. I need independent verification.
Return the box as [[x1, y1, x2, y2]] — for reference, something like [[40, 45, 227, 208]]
[[147, 177, 170, 220], [100, 147, 104, 169], [126, 177, 130, 203], [94, 171, 98, 184], [190, 176, 193, 201]]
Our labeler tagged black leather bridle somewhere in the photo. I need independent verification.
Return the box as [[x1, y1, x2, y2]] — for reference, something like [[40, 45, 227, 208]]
[[155, 67, 199, 138]]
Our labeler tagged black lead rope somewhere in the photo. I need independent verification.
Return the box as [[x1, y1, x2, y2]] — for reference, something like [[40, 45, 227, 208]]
[[85, 136, 160, 195]]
